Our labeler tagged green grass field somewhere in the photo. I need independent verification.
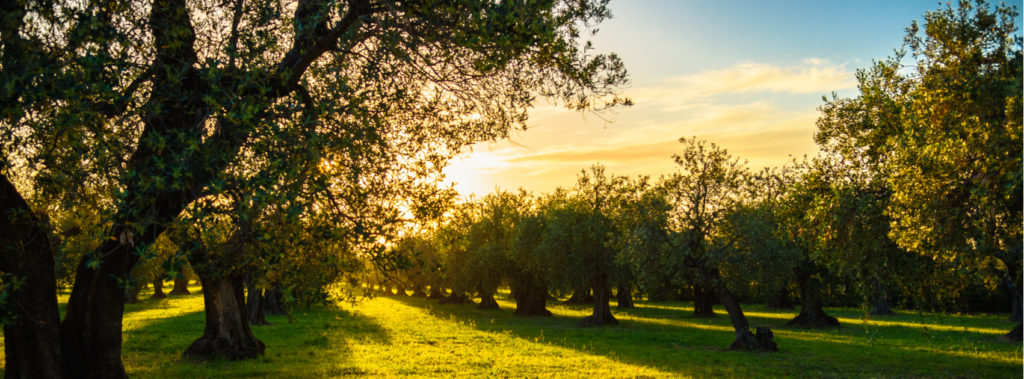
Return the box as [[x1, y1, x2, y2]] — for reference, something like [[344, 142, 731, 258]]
[[2, 286, 1021, 378]]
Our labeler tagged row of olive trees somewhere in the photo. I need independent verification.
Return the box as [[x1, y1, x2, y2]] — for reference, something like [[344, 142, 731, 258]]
[[385, 0, 1021, 345]]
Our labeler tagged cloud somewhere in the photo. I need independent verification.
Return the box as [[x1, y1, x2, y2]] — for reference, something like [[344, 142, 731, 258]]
[[628, 59, 856, 111]]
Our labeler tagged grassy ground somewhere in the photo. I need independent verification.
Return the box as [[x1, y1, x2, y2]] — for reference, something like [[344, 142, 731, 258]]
[[1, 286, 1021, 377]]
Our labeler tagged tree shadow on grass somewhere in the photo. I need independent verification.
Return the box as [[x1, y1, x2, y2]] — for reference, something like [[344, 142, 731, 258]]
[[390, 294, 1021, 378], [121, 293, 391, 377]]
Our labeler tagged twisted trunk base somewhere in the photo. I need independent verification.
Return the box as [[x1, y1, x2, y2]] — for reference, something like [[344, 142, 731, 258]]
[[578, 282, 617, 327], [184, 272, 264, 360], [512, 274, 551, 317], [169, 276, 191, 295]]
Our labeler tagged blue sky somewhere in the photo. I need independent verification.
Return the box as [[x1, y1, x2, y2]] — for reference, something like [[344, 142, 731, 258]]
[[443, 0, 990, 196]]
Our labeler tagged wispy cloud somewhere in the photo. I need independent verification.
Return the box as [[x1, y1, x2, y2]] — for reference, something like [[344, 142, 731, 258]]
[[629, 59, 856, 111]]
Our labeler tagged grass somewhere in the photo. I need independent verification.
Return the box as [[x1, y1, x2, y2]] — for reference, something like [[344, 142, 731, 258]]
[[2, 285, 1021, 378]]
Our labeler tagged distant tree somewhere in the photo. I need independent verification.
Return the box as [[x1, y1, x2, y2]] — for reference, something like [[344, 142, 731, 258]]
[[775, 160, 842, 328], [508, 193, 555, 317], [564, 165, 626, 326]]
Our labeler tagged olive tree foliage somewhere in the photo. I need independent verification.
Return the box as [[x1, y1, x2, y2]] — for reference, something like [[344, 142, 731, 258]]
[[0, 0, 630, 376], [714, 168, 800, 308], [816, 0, 1022, 338]]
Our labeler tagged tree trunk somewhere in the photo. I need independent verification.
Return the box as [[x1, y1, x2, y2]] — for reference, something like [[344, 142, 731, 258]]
[[411, 284, 427, 297], [60, 238, 142, 379], [394, 282, 407, 296], [477, 293, 499, 310], [511, 273, 551, 317], [169, 275, 191, 295], [766, 287, 793, 310], [562, 286, 593, 305], [868, 289, 895, 316], [245, 272, 270, 326], [1004, 322, 1023, 342], [440, 291, 473, 305], [692, 283, 716, 318], [477, 284, 500, 310], [184, 268, 265, 360], [616, 282, 634, 309], [263, 285, 287, 315], [578, 279, 617, 327], [787, 264, 840, 328], [151, 277, 167, 300], [125, 279, 144, 304], [0, 175, 64, 379], [427, 285, 445, 300], [707, 269, 777, 352]]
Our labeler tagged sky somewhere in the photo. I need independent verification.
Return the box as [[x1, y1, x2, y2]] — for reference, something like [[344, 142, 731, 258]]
[[443, 0, 953, 197]]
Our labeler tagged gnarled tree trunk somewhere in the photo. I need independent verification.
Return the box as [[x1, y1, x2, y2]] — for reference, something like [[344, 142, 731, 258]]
[[706, 269, 777, 352], [61, 236, 145, 379], [477, 284, 499, 310], [185, 265, 265, 360], [787, 263, 840, 328], [578, 278, 617, 327], [169, 275, 191, 295], [511, 273, 551, 317], [0, 175, 64, 379]]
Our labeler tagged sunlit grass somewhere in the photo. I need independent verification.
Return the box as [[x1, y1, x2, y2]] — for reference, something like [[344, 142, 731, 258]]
[[0, 286, 1020, 377]]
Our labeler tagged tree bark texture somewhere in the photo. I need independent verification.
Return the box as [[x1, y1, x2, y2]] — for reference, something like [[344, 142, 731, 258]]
[[706, 269, 777, 352], [185, 268, 265, 360], [0, 175, 64, 379], [578, 279, 617, 327]]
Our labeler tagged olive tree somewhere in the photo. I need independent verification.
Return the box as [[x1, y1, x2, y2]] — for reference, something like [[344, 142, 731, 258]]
[[662, 137, 776, 351], [0, 0, 630, 376]]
